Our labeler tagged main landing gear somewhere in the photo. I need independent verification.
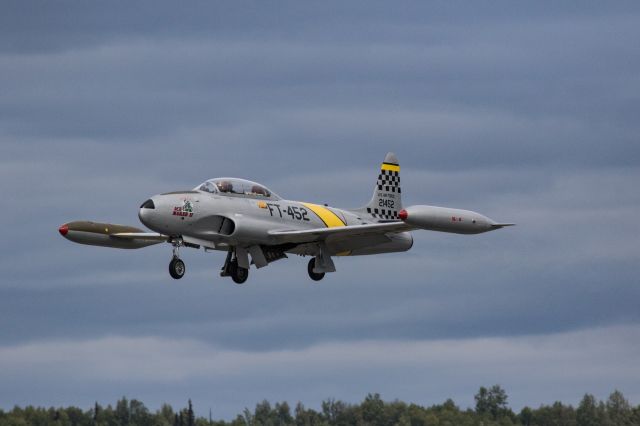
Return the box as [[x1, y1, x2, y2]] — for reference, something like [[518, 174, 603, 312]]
[[307, 244, 334, 281], [220, 250, 249, 284], [166, 240, 328, 284], [168, 239, 186, 280], [307, 258, 325, 281]]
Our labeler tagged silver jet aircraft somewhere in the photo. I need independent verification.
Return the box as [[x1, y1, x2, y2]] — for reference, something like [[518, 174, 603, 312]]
[[59, 153, 513, 283]]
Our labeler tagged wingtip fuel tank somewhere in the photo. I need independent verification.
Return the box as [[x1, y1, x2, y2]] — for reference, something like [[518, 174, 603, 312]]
[[398, 205, 511, 235], [58, 221, 164, 249]]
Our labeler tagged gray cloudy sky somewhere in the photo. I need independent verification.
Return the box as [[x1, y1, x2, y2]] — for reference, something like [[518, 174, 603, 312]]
[[1, 0, 639, 418]]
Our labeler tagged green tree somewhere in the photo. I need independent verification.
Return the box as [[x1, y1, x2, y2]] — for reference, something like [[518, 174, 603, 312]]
[[530, 402, 576, 426], [274, 402, 293, 426], [320, 399, 346, 425], [158, 404, 174, 426], [519, 406, 533, 426], [606, 390, 633, 426], [631, 405, 640, 426], [242, 407, 254, 426], [93, 402, 101, 426], [253, 400, 274, 426], [94, 403, 115, 426], [129, 400, 151, 426], [404, 403, 434, 426], [360, 393, 384, 426], [229, 414, 248, 426], [115, 398, 129, 426], [550, 401, 576, 426], [187, 400, 195, 426], [65, 406, 88, 426], [576, 394, 600, 426], [474, 385, 509, 420]]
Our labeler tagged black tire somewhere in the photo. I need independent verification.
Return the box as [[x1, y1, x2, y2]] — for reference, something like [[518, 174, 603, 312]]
[[307, 258, 325, 281], [231, 261, 249, 284], [169, 257, 185, 279]]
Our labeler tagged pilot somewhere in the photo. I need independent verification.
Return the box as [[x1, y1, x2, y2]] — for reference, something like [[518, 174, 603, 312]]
[[251, 185, 267, 196], [216, 181, 233, 193]]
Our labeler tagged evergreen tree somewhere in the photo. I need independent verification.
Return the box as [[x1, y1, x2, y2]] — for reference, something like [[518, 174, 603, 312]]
[[188, 400, 195, 426], [253, 400, 274, 426], [577, 394, 600, 426], [115, 397, 130, 426], [606, 390, 633, 426]]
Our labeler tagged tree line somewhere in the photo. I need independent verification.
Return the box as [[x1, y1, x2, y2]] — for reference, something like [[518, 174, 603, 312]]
[[1, 386, 638, 426]]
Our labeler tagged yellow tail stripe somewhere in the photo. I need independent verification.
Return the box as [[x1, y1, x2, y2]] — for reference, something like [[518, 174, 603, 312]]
[[381, 163, 400, 172], [301, 203, 346, 228]]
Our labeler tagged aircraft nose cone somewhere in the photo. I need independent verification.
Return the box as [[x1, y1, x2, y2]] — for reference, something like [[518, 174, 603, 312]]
[[58, 224, 69, 236], [138, 207, 148, 225]]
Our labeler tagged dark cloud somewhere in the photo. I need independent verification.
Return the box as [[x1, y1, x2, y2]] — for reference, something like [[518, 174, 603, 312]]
[[1, 0, 639, 418]]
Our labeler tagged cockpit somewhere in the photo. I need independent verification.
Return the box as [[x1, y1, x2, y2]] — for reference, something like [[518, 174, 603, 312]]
[[195, 178, 280, 200]]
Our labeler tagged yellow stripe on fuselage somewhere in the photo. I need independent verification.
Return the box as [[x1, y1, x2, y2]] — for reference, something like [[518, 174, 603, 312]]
[[301, 203, 346, 228], [381, 163, 400, 172]]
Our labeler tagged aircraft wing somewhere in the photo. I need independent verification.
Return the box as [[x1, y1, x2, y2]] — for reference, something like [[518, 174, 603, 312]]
[[268, 222, 413, 244]]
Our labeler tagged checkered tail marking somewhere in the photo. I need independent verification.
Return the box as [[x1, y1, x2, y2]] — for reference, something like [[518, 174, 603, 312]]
[[366, 166, 402, 220]]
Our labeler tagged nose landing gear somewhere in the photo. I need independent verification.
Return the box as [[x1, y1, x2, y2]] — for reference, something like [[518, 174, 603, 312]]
[[169, 256, 185, 279], [168, 239, 186, 280]]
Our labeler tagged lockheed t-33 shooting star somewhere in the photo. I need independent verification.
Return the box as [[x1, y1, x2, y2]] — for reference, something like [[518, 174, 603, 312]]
[[59, 153, 513, 283]]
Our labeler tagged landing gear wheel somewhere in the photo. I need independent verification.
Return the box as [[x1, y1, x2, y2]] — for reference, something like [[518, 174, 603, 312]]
[[307, 258, 325, 281], [169, 257, 185, 279], [230, 260, 249, 284]]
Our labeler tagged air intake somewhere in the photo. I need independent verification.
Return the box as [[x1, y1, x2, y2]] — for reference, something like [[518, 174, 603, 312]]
[[140, 199, 155, 209]]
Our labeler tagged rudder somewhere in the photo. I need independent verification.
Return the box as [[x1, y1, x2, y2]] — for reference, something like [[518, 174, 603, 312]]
[[361, 152, 402, 220]]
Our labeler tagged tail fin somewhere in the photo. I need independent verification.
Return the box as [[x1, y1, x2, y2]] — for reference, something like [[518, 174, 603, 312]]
[[359, 152, 403, 220]]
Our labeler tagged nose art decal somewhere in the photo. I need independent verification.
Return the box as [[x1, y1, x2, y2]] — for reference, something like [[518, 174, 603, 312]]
[[173, 199, 194, 218]]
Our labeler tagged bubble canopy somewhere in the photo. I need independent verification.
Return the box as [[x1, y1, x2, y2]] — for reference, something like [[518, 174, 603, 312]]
[[194, 178, 280, 200]]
